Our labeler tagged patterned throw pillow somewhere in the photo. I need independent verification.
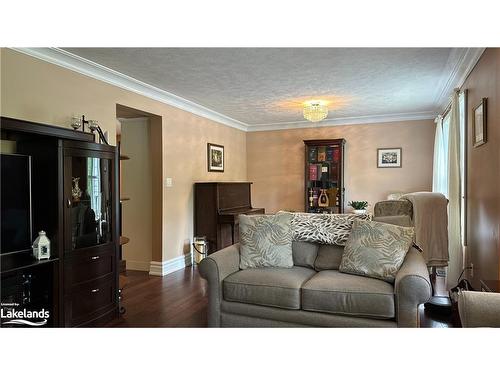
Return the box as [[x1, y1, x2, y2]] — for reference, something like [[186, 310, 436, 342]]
[[291, 212, 371, 246], [239, 212, 294, 269], [339, 219, 414, 283]]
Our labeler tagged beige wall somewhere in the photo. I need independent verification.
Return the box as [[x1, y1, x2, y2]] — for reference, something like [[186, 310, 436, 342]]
[[1, 47, 438, 267], [460, 48, 500, 286], [246, 120, 435, 213], [121, 118, 153, 271], [0, 48, 247, 263]]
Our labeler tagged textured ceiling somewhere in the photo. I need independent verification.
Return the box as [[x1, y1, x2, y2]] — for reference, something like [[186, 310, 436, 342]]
[[63, 48, 462, 127]]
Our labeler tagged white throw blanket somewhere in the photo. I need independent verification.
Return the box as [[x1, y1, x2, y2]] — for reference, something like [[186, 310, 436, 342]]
[[401, 192, 449, 267]]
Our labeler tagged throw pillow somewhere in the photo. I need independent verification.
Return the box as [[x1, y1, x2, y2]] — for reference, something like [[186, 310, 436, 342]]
[[290, 212, 371, 246], [239, 212, 294, 269], [339, 219, 414, 283]]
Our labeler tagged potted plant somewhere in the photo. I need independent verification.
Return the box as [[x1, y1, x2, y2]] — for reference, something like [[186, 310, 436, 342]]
[[348, 200, 369, 214]]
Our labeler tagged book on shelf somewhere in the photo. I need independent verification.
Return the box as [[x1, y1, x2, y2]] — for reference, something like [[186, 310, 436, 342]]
[[317, 146, 326, 162], [308, 147, 318, 162], [308, 164, 318, 180], [333, 147, 340, 162], [326, 147, 334, 161]]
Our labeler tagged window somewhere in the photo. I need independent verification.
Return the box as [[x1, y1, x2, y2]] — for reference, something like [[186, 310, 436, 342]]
[[432, 90, 467, 246], [459, 91, 466, 245]]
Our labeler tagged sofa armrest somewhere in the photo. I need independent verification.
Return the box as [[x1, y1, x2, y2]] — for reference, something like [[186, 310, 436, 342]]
[[394, 248, 432, 327], [458, 291, 500, 327], [373, 215, 412, 227], [198, 244, 240, 327]]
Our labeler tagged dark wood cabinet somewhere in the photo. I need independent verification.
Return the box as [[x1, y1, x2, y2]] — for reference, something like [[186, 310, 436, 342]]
[[480, 280, 500, 292], [64, 274, 116, 327], [303, 139, 346, 213], [64, 245, 116, 290], [61, 141, 119, 326], [0, 117, 119, 327]]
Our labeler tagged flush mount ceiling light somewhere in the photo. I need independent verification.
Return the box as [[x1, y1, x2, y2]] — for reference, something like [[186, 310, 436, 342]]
[[303, 101, 328, 122]]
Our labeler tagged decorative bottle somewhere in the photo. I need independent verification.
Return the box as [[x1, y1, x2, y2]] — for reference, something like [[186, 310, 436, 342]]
[[318, 189, 329, 207], [312, 189, 319, 208]]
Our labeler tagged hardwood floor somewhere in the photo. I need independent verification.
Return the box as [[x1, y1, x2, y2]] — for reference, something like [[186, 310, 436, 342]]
[[107, 267, 457, 328], [418, 275, 460, 328], [106, 266, 208, 327]]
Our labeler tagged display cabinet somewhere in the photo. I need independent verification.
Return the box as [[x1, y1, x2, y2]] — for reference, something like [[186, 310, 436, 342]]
[[303, 139, 346, 213], [62, 141, 118, 327], [0, 117, 119, 328]]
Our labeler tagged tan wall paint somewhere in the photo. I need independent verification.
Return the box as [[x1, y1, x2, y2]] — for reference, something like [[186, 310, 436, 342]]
[[0, 48, 247, 262], [121, 118, 153, 271], [246, 120, 435, 214], [461, 48, 500, 286]]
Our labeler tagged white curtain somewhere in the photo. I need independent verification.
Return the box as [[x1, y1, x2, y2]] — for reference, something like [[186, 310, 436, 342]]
[[432, 115, 447, 195], [446, 90, 463, 288]]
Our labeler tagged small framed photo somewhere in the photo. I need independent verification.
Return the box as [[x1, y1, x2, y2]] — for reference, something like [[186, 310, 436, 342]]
[[473, 98, 487, 148], [377, 148, 402, 168], [207, 143, 224, 172]]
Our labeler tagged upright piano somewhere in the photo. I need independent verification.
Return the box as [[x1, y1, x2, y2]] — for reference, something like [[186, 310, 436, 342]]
[[194, 182, 265, 253]]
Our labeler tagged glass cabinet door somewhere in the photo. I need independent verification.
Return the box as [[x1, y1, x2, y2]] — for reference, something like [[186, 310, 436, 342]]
[[66, 155, 113, 251], [304, 139, 345, 214]]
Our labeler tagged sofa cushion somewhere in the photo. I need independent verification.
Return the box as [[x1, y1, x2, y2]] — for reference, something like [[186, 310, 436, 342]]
[[292, 241, 318, 269], [302, 270, 395, 319], [339, 219, 414, 282], [223, 266, 316, 310], [314, 244, 344, 271], [239, 212, 294, 269], [291, 212, 371, 246]]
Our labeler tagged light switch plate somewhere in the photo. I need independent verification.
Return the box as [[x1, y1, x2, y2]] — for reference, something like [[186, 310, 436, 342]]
[[165, 177, 173, 187]]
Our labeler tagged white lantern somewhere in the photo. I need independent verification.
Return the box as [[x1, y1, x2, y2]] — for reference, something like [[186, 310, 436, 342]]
[[32, 231, 51, 260]]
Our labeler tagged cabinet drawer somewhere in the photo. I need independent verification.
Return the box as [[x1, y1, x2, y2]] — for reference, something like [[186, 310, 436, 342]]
[[64, 276, 116, 327], [64, 247, 116, 289]]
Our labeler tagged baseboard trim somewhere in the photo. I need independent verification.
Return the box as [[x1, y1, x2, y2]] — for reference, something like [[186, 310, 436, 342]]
[[149, 253, 192, 276], [126, 260, 150, 272]]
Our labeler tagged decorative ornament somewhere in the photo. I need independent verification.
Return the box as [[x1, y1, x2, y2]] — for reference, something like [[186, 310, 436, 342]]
[[32, 231, 51, 260], [72, 177, 82, 202]]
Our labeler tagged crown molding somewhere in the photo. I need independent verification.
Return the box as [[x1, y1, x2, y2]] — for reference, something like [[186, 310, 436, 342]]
[[10, 47, 249, 132], [10, 47, 484, 133], [433, 48, 485, 111], [247, 111, 436, 132]]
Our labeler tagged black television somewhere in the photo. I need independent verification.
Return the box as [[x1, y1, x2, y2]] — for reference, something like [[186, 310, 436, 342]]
[[1, 153, 33, 255]]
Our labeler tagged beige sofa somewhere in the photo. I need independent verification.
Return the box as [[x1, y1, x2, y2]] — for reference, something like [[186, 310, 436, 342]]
[[199, 222, 432, 328], [458, 291, 500, 327]]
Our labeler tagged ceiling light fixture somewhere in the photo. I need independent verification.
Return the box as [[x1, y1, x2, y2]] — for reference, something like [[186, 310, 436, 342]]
[[303, 101, 328, 122]]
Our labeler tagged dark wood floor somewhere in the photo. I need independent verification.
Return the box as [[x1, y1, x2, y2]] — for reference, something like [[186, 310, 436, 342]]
[[107, 267, 457, 328], [106, 267, 208, 327], [418, 275, 460, 328]]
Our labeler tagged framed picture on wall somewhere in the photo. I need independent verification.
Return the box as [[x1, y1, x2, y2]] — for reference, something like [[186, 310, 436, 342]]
[[473, 98, 487, 148], [207, 143, 224, 172], [377, 148, 402, 168]]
